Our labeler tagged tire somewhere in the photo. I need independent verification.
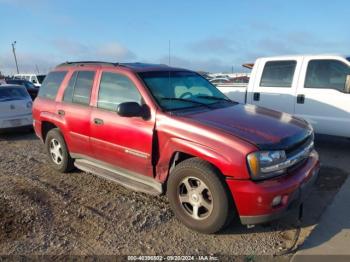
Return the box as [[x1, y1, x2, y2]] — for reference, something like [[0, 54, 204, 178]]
[[45, 128, 74, 173], [167, 157, 235, 234]]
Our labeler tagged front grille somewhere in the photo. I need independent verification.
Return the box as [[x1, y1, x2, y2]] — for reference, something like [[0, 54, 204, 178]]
[[286, 136, 314, 170], [285, 134, 313, 156]]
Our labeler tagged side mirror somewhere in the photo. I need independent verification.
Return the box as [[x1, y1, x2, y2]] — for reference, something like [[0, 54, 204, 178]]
[[117, 102, 143, 117], [32, 80, 37, 84], [345, 75, 350, 93]]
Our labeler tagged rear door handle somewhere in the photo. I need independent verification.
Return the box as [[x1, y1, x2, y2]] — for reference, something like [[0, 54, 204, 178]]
[[297, 94, 305, 104], [253, 92, 260, 101], [58, 110, 65, 116], [93, 118, 104, 125]]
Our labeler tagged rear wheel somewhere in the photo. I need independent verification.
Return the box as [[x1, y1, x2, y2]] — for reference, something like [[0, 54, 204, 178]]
[[167, 158, 235, 234], [45, 128, 74, 173]]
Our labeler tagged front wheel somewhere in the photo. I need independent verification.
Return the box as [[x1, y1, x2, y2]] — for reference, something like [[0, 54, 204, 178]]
[[167, 158, 235, 234]]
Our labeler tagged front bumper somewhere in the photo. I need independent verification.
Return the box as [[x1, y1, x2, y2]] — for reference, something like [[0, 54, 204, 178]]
[[226, 150, 320, 225]]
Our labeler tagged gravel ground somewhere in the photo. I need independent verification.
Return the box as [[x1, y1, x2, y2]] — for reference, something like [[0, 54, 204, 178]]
[[0, 132, 348, 257]]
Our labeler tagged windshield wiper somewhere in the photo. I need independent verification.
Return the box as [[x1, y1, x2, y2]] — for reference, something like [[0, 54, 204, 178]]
[[161, 97, 212, 108], [195, 95, 235, 103]]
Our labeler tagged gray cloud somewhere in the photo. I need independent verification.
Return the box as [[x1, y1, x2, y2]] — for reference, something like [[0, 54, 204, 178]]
[[158, 55, 234, 73], [0, 40, 137, 75], [51, 39, 136, 62], [51, 39, 90, 56], [254, 31, 349, 57], [95, 43, 136, 61], [0, 52, 58, 76], [187, 37, 238, 54]]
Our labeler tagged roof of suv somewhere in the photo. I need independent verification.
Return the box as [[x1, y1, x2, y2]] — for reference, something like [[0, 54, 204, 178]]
[[56, 61, 188, 73]]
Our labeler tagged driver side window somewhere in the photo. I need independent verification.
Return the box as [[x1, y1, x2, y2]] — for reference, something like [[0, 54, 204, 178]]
[[97, 72, 142, 111]]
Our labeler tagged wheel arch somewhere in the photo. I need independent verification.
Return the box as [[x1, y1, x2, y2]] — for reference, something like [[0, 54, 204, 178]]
[[41, 121, 58, 142], [156, 137, 234, 184]]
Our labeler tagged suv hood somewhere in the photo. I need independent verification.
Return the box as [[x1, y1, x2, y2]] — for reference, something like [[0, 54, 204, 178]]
[[180, 104, 312, 150]]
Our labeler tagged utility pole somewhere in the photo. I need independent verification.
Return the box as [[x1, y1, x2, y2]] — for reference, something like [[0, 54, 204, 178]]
[[11, 41, 19, 74]]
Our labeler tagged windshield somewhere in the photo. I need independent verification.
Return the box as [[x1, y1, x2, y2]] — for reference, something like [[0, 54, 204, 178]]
[[139, 71, 230, 111], [0, 87, 29, 101]]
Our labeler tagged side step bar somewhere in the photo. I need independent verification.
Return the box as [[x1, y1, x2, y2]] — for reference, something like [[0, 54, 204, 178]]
[[74, 158, 163, 195]]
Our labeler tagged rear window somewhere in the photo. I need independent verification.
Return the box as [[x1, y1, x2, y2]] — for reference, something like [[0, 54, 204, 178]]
[[38, 71, 67, 100], [260, 61, 296, 87], [0, 87, 29, 101]]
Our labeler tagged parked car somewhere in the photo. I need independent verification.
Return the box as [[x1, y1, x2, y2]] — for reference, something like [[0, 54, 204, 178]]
[[14, 73, 46, 87], [33, 61, 319, 233], [0, 85, 33, 131], [217, 55, 350, 138], [5, 79, 39, 100], [232, 76, 250, 83], [210, 77, 231, 84]]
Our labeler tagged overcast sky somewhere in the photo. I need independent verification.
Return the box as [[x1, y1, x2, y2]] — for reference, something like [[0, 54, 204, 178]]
[[0, 0, 349, 75]]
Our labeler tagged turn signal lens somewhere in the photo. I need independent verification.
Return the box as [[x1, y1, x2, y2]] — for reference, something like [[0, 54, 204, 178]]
[[247, 153, 260, 178]]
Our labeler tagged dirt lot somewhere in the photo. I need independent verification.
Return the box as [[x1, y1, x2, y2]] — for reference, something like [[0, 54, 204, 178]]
[[0, 132, 348, 256]]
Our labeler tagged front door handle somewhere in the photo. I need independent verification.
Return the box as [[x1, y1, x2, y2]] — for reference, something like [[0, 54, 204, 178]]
[[297, 94, 305, 104], [253, 92, 260, 101], [58, 109, 65, 116], [93, 118, 104, 125]]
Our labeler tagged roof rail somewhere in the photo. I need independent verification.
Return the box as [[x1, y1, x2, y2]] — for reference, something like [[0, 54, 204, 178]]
[[57, 61, 119, 67]]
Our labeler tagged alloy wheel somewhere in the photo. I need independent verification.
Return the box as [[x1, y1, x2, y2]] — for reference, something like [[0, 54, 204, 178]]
[[178, 176, 213, 220]]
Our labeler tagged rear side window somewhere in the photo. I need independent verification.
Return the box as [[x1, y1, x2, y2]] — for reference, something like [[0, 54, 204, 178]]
[[305, 60, 350, 92], [63, 71, 95, 105], [38, 71, 67, 100], [63, 72, 78, 102], [97, 72, 141, 111], [260, 61, 296, 87]]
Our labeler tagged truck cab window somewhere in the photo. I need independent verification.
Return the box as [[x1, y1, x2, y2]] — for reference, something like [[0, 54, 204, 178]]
[[260, 61, 296, 88], [305, 60, 350, 92]]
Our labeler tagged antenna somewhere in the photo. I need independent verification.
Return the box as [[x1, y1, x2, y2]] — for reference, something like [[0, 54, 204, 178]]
[[168, 40, 171, 91], [168, 40, 171, 66]]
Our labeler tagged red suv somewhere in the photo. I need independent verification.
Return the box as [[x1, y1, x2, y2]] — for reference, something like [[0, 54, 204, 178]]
[[33, 62, 319, 233]]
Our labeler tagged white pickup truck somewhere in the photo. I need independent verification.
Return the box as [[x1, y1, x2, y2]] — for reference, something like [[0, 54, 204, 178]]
[[217, 54, 350, 138]]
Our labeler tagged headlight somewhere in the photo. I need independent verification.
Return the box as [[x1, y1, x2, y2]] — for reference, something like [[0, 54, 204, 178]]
[[247, 150, 287, 180]]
